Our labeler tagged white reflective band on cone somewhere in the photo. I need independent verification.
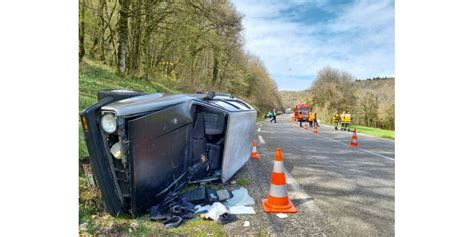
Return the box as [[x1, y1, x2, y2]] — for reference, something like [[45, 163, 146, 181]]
[[272, 161, 285, 173], [269, 184, 288, 198], [252, 146, 257, 152]]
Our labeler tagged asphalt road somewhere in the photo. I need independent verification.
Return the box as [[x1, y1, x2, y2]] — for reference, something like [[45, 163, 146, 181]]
[[228, 114, 394, 236]]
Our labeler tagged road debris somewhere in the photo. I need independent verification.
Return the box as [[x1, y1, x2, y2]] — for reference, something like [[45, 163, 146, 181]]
[[129, 222, 139, 232], [205, 202, 229, 221], [194, 204, 211, 214], [201, 202, 239, 225], [243, 221, 250, 227], [276, 213, 288, 219], [228, 206, 256, 214], [79, 222, 88, 231], [224, 187, 255, 206], [223, 187, 256, 214]]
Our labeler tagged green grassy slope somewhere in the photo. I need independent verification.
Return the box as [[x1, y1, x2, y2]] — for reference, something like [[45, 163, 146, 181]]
[[320, 120, 395, 140], [350, 125, 395, 140], [79, 59, 179, 158]]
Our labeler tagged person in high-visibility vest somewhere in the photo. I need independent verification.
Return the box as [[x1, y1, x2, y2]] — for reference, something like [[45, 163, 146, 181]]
[[308, 112, 315, 128], [298, 111, 304, 127], [332, 111, 340, 130], [341, 111, 352, 131], [340, 111, 347, 131], [314, 112, 319, 127], [270, 109, 277, 123], [344, 112, 352, 131]]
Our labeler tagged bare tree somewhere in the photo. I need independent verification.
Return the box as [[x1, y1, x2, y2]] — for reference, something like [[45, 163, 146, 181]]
[[117, 0, 129, 75], [79, 0, 86, 62]]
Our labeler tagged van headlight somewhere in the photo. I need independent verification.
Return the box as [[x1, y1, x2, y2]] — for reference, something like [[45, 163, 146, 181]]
[[101, 113, 117, 133], [110, 142, 122, 160]]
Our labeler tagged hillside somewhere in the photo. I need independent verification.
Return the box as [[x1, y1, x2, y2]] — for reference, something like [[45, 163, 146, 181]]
[[79, 59, 180, 158], [279, 90, 310, 109], [354, 77, 394, 103], [308, 67, 394, 130]]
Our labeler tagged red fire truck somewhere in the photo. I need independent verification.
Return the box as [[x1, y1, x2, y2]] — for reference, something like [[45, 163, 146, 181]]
[[293, 103, 311, 121]]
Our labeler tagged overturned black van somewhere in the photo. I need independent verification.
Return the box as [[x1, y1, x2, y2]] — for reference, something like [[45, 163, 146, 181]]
[[80, 90, 257, 216]]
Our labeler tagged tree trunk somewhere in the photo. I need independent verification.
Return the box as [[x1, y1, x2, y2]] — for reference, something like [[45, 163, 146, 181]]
[[117, 0, 130, 76], [79, 0, 86, 62], [211, 51, 219, 86], [99, 0, 107, 62], [128, 0, 142, 76]]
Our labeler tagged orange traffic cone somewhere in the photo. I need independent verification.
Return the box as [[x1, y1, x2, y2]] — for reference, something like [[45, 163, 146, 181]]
[[350, 129, 358, 147], [251, 139, 260, 159], [313, 126, 319, 134], [261, 148, 297, 213]]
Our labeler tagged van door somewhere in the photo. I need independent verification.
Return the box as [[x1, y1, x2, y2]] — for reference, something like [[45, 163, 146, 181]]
[[127, 102, 193, 214]]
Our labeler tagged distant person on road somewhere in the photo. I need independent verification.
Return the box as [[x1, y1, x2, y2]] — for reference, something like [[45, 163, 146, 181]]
[[270, 111, 277, 123], [314, 112, 319, 127], [298, 111, 304, 127], [308, 112, 315, 128], [333, 111, 340, 130]]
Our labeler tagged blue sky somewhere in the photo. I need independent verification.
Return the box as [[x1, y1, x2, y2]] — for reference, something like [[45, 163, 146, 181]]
[[231, 0, 394, 91]]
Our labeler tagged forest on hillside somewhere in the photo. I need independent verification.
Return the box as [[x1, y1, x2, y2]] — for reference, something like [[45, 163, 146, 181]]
[[279, 90, 310, 109], [79, 0, 283, 112], [308, 67, 395, 130]]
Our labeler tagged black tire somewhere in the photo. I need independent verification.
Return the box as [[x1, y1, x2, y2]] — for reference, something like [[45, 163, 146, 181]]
[[97, 89, 147, 102]]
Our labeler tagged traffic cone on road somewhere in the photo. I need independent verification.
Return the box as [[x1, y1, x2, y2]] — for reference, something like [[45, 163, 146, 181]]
[[350, 129, 358, 147], [251, 139, 260, 160], [261, 148, 297, 213], [313, 126, 319, 134]]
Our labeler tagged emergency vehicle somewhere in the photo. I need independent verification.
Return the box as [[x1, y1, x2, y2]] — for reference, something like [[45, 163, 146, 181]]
[[293, 103, 310, 121]]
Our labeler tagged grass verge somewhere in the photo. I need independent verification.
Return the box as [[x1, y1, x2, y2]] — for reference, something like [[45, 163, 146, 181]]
[[235, 178, 250, 186], [319, 121, 395, 140], [79, 59, 179, 158], [79, 176, 227, 236], [349, 125, 395, 140]]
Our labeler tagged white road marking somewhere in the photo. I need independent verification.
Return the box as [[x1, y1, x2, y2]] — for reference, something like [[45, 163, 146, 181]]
[[358, 148, 395, 161], [321, 136, 346, 145], [258, 128, 261, 132], [284, 168, 323, 215], [258, 135, 266, 144], [322, 136, 395, 161]]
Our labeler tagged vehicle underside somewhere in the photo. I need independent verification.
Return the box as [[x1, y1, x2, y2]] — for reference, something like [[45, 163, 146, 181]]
[[81, 91, 256, 215]]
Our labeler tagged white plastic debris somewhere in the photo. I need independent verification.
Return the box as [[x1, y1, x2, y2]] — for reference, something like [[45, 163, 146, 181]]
[[194, 204, 211, 214], [205, 202, 229, 221], [228, 206, 256, 214], [79, 222, 88, 231], [224, 187, 255, 206], [243, 221, 250, 227], [276, 213, 288, 219]]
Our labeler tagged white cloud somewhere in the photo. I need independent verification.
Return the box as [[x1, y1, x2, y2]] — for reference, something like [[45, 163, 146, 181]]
[[231, 0, 395, 91]]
